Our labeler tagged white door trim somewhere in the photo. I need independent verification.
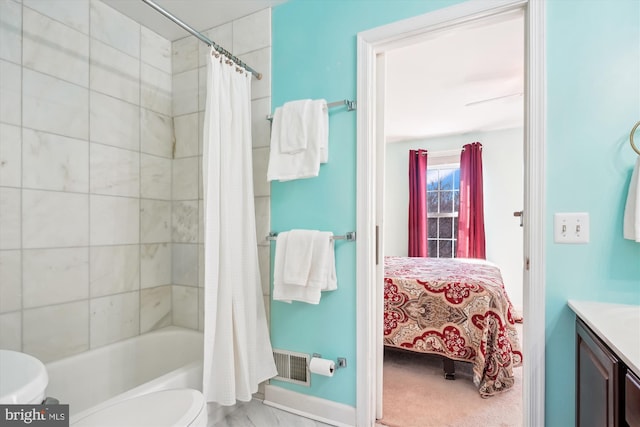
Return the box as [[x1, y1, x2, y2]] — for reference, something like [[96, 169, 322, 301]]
[[355, 1, 546, 425]]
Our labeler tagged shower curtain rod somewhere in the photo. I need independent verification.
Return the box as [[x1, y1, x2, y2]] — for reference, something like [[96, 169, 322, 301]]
[[140, 0, 262, 80]]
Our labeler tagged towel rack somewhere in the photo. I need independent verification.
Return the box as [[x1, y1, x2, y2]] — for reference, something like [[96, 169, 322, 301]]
[[266, 231, 356, 241], [630, 120, 640, 155], [266, 99, 357, 121]]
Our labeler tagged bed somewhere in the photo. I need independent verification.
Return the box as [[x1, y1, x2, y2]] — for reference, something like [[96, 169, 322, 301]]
[[384, 256, 523, 397]]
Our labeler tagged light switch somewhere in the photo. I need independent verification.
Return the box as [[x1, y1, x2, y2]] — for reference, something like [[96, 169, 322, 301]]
[[554, 212, 589, 244]]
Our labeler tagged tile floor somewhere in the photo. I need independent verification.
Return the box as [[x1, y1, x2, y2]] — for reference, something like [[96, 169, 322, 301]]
[[211, 399, 333, 427]]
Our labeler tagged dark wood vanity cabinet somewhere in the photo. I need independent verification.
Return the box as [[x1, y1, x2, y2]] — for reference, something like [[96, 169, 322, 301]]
[[576, 318, 626, 427], [627, 370, 640, 427]]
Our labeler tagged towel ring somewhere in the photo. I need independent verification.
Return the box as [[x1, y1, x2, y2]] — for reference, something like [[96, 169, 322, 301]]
[[631, 120, 640, 156]]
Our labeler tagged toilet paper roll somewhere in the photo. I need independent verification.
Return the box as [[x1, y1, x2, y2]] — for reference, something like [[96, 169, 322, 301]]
[[309, 357, 335, 377]]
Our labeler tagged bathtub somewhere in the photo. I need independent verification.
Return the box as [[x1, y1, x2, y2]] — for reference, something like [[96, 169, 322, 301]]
[[45, 326, 205, 424]]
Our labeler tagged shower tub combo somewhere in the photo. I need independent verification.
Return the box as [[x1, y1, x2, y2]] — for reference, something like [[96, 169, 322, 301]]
[[44, 327, 232, 425]]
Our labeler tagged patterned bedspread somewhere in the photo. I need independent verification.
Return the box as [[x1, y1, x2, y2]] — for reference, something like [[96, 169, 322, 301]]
[[384, 256, 523, 397]]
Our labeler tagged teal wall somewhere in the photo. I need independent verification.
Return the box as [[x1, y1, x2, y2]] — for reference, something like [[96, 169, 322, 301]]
[[270, 0, 464, 406], [545, 0, 640, 425], [271, 0, 640, 423]]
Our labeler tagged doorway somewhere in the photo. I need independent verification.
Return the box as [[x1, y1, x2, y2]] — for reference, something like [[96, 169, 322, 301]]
[[355, 1, 546, 426], [380, 9, 524, 425]]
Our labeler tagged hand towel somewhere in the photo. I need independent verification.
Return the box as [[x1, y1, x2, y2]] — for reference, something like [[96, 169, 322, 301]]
[[272, 232, 294, 303], [272, 230, 336, 304], [307, 232, 338, 291], [273, 281, 322, 305], [272, 231, 322, 304], [273, 232, 288, 275], [309, 99, 329, 163], [270, 232, 295, 303], [278, 100, 311, 154], [325, 239, 337, 291], [283, 229, 317, 286], [267, 123, 321, 182], [266, 98, 328, 182], [623, 158, 640, 242]]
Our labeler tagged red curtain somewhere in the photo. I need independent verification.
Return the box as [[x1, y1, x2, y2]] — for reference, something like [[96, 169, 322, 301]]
[[457, 142, 486, 259], [408, 149, 428, 257]]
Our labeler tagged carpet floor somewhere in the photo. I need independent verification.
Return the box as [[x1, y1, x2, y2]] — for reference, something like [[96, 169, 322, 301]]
[[379, 325, 523, 427]]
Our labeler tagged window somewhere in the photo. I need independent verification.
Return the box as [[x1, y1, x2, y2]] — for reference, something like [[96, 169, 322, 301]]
[[427, 164, 460, 258]]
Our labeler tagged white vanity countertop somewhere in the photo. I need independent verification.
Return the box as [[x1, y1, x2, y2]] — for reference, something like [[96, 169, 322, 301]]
[[568, 300, 640, 378]]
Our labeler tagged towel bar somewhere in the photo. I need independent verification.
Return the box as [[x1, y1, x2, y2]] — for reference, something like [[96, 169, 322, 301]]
[[266, 231, 356, 242], [266, 99, 356, 121]]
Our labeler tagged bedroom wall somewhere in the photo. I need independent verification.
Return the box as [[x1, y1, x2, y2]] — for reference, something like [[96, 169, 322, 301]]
[[384, 127, 524, 309], [271, 0, 640, 424]]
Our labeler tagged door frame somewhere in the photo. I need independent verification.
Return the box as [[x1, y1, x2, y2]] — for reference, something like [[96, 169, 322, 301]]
[[355, 0, 546, 425]]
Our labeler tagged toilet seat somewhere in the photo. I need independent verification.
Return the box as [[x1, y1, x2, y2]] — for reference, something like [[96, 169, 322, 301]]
[[71, 389, 207, 427], [0, 350, 48, 404]]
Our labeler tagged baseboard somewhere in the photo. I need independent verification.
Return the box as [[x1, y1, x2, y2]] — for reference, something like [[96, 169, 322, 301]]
[[263, 385, 356, 427]]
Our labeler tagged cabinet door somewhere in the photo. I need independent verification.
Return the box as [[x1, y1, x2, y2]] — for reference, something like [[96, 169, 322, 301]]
[[576, 319, 621, 427], [627, 370, 640, 427]]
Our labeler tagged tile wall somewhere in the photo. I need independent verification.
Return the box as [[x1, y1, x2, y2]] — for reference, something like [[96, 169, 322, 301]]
[[0, 0, 175, 362], [170, 9, 273, 333], [0, 0, 273, 365]]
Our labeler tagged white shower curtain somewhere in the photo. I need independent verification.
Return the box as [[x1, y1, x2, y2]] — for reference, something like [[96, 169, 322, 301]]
[[202, 48, 277, 405]]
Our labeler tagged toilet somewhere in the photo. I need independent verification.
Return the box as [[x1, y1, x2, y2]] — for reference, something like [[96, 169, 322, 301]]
[[0, 349, 206, 427], [71, 389, 207, 427], [0, 349, 48, 404]]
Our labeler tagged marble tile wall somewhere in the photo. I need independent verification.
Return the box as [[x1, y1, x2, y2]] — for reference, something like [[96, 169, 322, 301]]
[[0, 0, 175, 361], [170, 8, 273, 337], [0, 0, 273, 366]]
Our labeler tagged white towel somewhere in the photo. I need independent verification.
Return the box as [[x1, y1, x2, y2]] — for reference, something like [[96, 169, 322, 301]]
[[273, 232, 321, 304], [272, 231, 338, 304], [266, 99, 329, 182], [274, 280, 322, 305], [272, 232, 290, 302], [308, 232, 337, 291], [283, 229, 318, 286], [309, 100, 329, 163], [623, 158, 640, 242], [278, 100, 311, 154]]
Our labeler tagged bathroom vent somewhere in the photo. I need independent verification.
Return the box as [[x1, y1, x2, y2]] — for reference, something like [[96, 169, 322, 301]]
[[272, 349, 310, 386]]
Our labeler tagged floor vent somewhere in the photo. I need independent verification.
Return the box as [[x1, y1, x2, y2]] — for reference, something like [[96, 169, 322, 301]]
[[272, 349, 310, 386]]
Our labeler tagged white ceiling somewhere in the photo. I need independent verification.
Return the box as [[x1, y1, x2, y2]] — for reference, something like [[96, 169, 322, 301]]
[[104, 2, 523, 143], [102, 0, 285, 41], [385, 9, 524, 142]]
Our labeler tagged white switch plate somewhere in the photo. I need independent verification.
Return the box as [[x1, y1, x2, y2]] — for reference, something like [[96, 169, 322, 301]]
[[554, 212, 590, 244]]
